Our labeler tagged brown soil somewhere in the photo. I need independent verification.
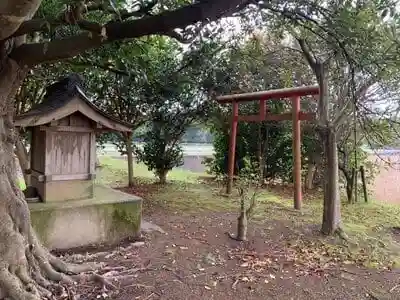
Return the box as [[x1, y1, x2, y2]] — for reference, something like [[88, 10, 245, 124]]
[[58, 209, 400, 300]]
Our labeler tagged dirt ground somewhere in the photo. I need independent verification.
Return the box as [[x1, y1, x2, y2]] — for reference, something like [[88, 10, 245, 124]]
[[58, 208, 400, 300]]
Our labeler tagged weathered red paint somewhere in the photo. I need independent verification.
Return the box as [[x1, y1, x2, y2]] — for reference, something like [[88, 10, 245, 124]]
[[216, 85, 319, 103], [237, 112, 315, 122], [292, 96, 302, 209], [227, 101, 239, 194], [217, 85, 320, 210]]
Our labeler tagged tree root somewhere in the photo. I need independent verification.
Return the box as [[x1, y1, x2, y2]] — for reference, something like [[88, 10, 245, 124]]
[[225, 232, 246, 242], [0, 140, 114, 299], [334, 227, 349, 242], [0, 223, 109, 300], [49, 254, 103, 275], [72, 272, 118, 290]]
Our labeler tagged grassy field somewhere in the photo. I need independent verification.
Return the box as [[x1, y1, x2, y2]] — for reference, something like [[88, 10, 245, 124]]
[[97, 156, 400, 269], [97, 156, 203, 184]]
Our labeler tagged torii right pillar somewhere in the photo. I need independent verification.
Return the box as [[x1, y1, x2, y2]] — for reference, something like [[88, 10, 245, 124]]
[[292, 96, 301, 210]]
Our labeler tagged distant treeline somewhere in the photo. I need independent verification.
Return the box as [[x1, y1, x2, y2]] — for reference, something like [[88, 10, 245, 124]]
[[132, 124, 213, 144]]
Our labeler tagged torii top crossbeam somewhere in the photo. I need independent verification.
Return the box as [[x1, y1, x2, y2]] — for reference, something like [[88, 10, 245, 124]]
[[216, 85, 320, 103]]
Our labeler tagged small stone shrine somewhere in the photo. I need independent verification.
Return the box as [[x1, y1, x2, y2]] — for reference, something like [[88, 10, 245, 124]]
[[14, 74, 142, 250], [15, 74, 131, 202]]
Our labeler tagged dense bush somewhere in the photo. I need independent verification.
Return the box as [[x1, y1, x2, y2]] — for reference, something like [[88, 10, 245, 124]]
[[135, 122, 184, 184]]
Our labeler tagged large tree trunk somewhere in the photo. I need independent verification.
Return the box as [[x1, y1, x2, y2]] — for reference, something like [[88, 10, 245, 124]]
[[311, 59, 342, 235], [15, 135, 30, 184], [0, 59, 102, 300], [321, 127, 341, 235], [125, 132, 134, 187]]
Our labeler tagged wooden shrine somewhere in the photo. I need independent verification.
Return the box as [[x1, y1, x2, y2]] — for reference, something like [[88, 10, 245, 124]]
[[14, 74, 132, 202]]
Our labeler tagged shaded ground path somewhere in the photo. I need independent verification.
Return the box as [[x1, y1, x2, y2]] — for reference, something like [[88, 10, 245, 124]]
[[62, 211, 400, 300]]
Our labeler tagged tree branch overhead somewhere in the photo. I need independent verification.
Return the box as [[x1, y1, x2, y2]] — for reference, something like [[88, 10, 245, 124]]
[[8, 0, 250, 67]]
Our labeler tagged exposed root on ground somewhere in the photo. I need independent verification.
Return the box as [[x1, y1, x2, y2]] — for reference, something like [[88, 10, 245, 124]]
[[334, 227, 350, 242], [0, 202, 142, 299], [225, 231, 246, 242], [0, 220, 110, 300], [0, 150, 109, 299]]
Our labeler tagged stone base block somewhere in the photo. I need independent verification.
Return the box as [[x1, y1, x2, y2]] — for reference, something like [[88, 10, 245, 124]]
[[29, 185, 142, 250]]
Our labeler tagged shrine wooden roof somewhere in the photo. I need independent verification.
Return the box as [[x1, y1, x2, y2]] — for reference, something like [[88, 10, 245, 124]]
[[14, 74, 132, 132]]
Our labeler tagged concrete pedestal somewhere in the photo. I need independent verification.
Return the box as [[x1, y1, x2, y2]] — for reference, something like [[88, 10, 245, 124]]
[[29, 185, 142, 250]]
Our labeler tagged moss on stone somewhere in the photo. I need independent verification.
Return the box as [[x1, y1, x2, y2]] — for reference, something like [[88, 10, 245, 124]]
[[109, 201, 142, 239], [28, 186, 142, 249]]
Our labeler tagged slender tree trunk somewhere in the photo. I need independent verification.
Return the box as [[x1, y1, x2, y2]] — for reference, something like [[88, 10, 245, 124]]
[[339, 165, 352, 203], [312, 60, 342, 235], [305, 162, 316, 190], [236, 194, 248, 241], [347, 168, 356, 204], [158, 171, 167, 184], [258, 126, 265, 186], [321, 127, 341, 235], [346, 171, 352, 203], [360, 166, 368, 203], [0, 59, 102, 300], [125, 132, 134, 187]]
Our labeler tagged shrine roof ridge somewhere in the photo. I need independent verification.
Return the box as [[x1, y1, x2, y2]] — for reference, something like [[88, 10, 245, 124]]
[[14, 74, 132, 132]]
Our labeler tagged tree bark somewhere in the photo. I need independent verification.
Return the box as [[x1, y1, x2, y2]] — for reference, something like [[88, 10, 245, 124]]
[[236, 189, 248, 241], [125, 132, 134, 187], [305, 163, 316, 190], [236, 210, 248, 241], [15, 135, 30, 184], [158, 171, 168, 184], [346, 167, 356, 204], [321, 127, 341, 235], [305, 149, 322, 190]]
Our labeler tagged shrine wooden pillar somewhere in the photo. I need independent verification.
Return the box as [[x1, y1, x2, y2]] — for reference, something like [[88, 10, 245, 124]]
[[292, 96, 302, 210], [227, 101, 239, 194]]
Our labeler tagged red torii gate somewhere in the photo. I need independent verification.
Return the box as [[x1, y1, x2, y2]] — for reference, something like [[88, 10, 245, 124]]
[[216, 85, 320, 210]]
